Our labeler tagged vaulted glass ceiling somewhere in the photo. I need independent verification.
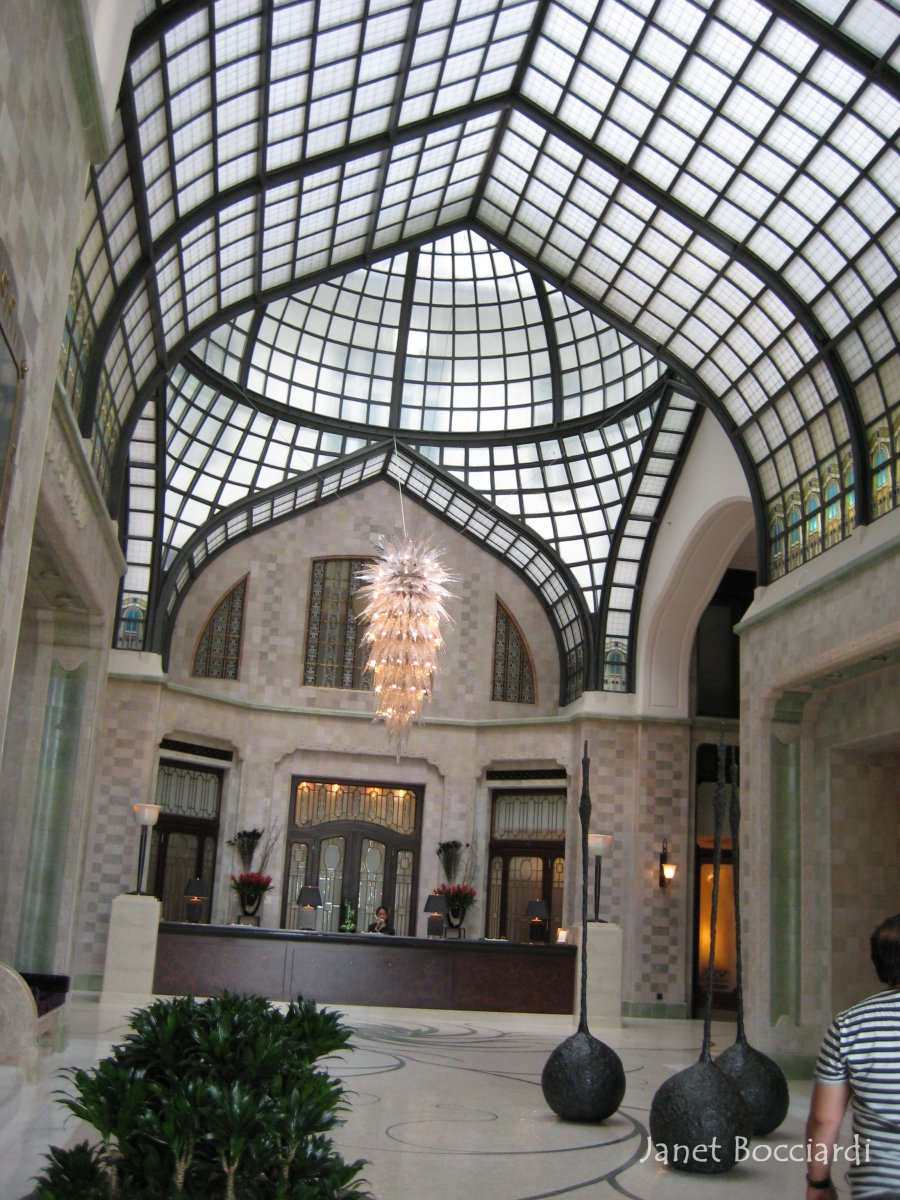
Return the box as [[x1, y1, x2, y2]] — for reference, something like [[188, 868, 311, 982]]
[[61, 0, 900, 701], [115, 230, 694, 701]]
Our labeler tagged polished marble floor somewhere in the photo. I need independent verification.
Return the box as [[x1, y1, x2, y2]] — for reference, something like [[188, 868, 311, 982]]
[[1, 1000, 852, 1200]]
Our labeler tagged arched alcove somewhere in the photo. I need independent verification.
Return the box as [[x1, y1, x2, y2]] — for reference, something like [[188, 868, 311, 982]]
[[636, 413, 756, 718]]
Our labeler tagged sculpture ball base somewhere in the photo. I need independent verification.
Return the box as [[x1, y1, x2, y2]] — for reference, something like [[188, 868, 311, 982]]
[[716, 1040, 790, 1136], [649, 1059, 751, 1174], [541, 1028, 626, 1122]]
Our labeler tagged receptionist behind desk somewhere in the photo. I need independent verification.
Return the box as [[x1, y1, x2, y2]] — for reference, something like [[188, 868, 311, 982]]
[[368, 906, 395, 935]]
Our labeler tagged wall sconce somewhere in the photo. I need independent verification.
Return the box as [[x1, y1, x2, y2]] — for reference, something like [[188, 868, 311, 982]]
[[587, 832, 613, 922], [525, 898, 550, 942], [297, 886, 323, 930], [659, 840, 677, 888], [423, 892, 448, 938], [183, 877, 209, 923], [131, 804, 161, 895]]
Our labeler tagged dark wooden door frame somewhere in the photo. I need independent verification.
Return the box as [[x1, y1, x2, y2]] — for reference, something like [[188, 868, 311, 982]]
[[151, 814, 220, 919], [282, 776, 423, 934], [151, 759, 223, 921], [486, 841, 565, 942]]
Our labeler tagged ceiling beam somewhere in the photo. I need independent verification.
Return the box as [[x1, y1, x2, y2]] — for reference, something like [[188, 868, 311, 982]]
[[512, 96, 870, 523], [77, 96, 512, 438], [472, 218, 772, 583], [762, 0, 900, 105]]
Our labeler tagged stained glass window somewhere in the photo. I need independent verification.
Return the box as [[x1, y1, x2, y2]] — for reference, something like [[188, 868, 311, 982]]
[[303, 559, 371, 689], [492, 600, 535, 704], [491, 791, 567, 840], [192, 578, 247, 680], [294, 781, 416, 836], [154, 764, 221, 820]]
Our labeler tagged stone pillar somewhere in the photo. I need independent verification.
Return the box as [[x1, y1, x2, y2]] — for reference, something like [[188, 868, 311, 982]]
[[101, 893, 161, 1004], [572, 921, 623, 1028], [769, 691, 810, 1028], [15, 659, 87, 973]]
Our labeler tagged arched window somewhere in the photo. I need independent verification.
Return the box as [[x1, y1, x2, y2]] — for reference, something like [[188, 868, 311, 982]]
[[118, 597, 147, 650], [805, 491, 821, 556], [603, 638, 628, 692], [492, 600, 535, 704], [192, 577, 247, 680], [303, 559, 370, 690], [872, 435, 892, 516]]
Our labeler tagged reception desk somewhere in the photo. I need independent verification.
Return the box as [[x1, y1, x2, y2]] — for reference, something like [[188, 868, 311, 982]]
[[154, 924, 576, 1015]]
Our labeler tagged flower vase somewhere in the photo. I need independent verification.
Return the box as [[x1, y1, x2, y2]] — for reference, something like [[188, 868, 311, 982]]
[[446, 905, 463, 929], [236, 894, 262, 926]]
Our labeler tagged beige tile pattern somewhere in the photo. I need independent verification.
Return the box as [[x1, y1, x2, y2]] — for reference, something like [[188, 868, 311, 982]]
[[0, 0, 89, 766]]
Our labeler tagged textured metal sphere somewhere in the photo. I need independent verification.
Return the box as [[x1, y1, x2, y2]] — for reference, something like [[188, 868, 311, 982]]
[[716, 1040, 790, 1136], [541, 1029, 626, 1122], [648, 1059, 751, 1174]]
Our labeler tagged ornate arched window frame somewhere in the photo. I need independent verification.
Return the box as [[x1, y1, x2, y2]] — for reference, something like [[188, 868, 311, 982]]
[[491, 597, 536, 706], [191, 576, 249, 681]]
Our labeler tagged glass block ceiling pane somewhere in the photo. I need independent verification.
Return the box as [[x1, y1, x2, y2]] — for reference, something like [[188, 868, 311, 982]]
[[420, 401, 660, 609], [403, 229, 552, 433], [201, 228, 662, 433], [549, 286, 663, 419], [798, 0, 900, 67], [163, 363, 371, 565], [247, 254, 408, 425]]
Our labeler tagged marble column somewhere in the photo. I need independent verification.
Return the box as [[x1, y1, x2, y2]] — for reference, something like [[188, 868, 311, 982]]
[[15, 659, 87, 973], [769, 690, 809, 1027]]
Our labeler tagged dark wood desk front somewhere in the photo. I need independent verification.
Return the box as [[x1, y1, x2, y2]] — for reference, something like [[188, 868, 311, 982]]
[[154, 924, 576, 1014]]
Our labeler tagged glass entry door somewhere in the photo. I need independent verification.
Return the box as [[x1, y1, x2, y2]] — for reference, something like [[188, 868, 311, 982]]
[[148, 761, 222, 922], [486, 849, 565, 942], [282, 778, 421, 936], [485, 789, 567, 943]]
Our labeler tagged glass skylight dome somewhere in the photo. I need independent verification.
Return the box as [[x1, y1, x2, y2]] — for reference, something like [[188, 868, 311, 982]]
[[193, 230, 663, 434]]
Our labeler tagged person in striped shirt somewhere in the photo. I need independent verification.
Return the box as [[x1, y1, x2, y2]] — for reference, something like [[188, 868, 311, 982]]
[[806, 914, 900, 1199]]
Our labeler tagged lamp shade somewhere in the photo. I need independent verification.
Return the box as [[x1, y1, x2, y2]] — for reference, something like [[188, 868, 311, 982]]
[[587, 833, 613, 857], [133, 803, 161, 827], [525, 899, 550, 921], [423, 892, 448, 915], [183, 877, 209, 899], [298, 886, 323, 907]]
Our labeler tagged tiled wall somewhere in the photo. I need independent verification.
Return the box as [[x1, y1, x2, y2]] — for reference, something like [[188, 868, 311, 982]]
[[167, 481, 561, 719], [829, 748, 900, 1015], [740, 519, 900, 1058], [82, 487, 698, 1008], [0, 0, 89, 764]]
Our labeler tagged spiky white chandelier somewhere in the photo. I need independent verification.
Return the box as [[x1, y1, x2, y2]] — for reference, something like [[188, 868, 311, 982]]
[[356, 537, 454, 753]]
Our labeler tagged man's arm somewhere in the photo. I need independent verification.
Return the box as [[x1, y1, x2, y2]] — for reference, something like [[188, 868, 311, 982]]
[[805, 1081, 851, 1198]]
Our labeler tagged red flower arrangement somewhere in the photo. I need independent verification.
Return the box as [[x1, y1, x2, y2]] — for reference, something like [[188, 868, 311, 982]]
[[436, 882, 477, 917], [231, 871, 273, 902]]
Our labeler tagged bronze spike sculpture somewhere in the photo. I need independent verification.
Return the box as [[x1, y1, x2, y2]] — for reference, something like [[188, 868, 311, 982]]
[[715, 749, 790, 1135], [648, 729, 750, 1172], [541, 742, 626, 1121]]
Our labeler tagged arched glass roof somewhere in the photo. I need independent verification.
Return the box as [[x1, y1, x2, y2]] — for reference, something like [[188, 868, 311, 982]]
[[67, 0, 900, 700], [188, 229, 663, 431]]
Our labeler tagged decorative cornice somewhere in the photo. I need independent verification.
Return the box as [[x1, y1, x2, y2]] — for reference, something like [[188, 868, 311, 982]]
[[104, 673, 704, 730], [49, 381, 126, 575]]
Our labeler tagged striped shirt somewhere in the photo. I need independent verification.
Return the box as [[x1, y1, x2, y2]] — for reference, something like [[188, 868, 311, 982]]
[[816, 988, 900, 1198]]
